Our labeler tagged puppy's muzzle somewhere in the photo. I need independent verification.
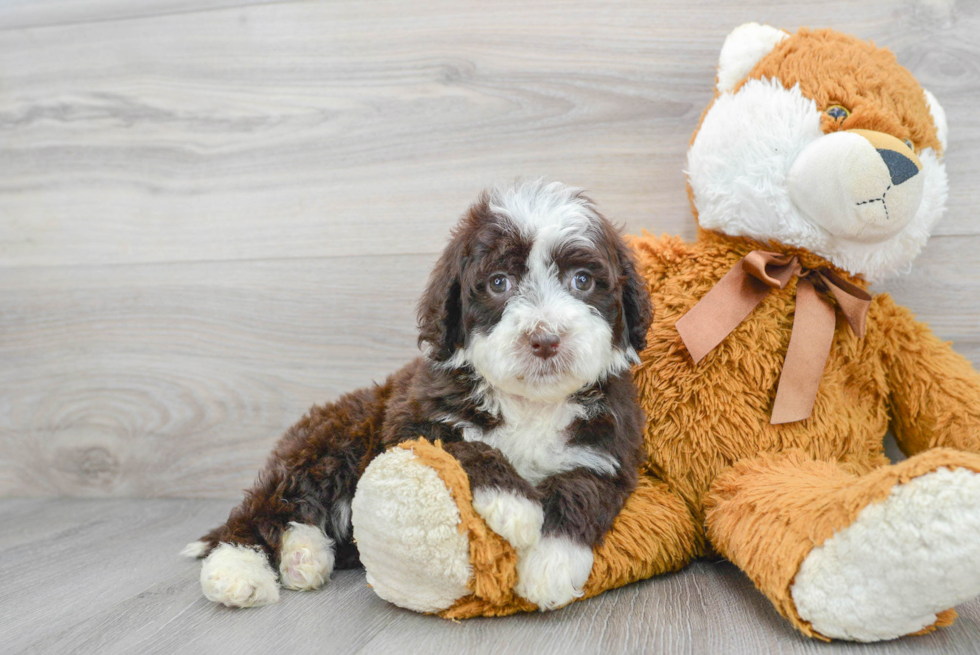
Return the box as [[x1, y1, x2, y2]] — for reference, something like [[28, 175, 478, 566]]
[[528, 330, 561, 360]]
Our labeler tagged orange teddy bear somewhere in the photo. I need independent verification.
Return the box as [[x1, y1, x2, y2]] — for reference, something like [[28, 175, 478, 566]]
[[350, 24, 980, 642]]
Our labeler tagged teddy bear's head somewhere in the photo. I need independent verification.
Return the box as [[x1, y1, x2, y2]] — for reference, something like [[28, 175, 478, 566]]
[[687, 24, 949, 281]]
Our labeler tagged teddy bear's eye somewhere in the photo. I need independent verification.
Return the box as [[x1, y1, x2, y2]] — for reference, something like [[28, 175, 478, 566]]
[[904, 138, 914, 151], [826, 105, 850, 121]]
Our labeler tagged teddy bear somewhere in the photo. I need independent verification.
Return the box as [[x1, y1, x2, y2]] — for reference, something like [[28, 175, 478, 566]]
[[348, 24, 980, 642]]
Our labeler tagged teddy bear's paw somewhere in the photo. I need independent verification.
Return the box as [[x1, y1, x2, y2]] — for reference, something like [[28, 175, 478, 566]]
[[200, 543, 280, 608], [472, 487, 543, 551], [278, 522, 335, 591], [515, 535, 593, 611], [791, 467, 980, 641], [351, 447, 472, 613]]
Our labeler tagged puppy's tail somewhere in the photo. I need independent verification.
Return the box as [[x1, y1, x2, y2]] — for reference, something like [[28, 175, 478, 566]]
[[180, 539, 212, 559]]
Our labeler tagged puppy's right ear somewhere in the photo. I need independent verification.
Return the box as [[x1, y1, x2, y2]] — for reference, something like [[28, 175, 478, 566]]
[[417, 228, 467, 362], [615, 237, 654, 355]]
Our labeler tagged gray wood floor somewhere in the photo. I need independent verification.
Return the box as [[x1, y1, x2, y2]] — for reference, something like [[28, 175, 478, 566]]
[[2, 497, 979, 655], [2, 0, 980, 499]]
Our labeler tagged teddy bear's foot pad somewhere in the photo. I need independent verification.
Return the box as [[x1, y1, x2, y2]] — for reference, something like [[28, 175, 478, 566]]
[[791, 467, 980, 641], [351, 447, 472, 613], [199, 543, 280, 608]]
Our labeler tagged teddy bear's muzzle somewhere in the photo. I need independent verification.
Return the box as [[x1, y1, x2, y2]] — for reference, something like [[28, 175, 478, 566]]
[[787, 129, 924, 244]]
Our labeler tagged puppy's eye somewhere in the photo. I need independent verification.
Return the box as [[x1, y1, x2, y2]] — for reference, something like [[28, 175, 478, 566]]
[[904, 138, 914, 151], [571, 270, 594, 292], [826, 105, 850, 121], [488, 273, 512, 294]]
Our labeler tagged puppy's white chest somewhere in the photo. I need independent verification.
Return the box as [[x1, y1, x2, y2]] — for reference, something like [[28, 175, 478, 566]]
[[477, 402, 575, 485], [460, 397, 615, 485]]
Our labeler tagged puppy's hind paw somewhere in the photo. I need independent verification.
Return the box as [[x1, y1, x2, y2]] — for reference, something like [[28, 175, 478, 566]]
[[278, 522, 335, 591], [200, 543, 280, 608]]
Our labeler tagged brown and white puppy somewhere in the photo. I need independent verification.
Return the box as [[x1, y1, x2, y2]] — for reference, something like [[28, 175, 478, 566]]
[[183, 180, 653, 611]]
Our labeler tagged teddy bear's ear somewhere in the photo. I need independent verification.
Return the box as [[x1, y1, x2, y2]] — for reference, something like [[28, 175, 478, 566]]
[[924, 89, 949, 154], [716, 22, 790, 93]]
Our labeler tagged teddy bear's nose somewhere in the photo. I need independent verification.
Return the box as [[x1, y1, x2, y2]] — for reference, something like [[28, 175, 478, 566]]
[[877, 149, 919, 187], [845, 129, 923, 182]]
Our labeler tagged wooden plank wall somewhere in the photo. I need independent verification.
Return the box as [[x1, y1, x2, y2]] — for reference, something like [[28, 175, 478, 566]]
[[2, 0, 978, 498]]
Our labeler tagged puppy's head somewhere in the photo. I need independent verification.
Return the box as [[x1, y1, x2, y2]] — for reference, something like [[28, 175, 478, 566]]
[[418, 180, 652, 402]]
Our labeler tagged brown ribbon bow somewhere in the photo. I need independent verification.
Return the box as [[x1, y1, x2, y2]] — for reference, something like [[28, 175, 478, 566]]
[[675, 251, 872, 425]]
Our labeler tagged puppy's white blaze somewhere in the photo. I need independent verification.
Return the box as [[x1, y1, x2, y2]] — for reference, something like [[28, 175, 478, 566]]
[[200, 543, 280, 608], [515, 535, 594, 611], [689, 77, 948, 282], [472, 487, 544, 551], [489, 179, 597, 241], [180, 540, 207, 558], [278, 522, 335, 591], [331, 497, 352, 541]]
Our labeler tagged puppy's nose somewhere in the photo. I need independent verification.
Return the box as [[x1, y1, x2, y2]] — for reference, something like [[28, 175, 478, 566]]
[[528, 330, 560, 360]]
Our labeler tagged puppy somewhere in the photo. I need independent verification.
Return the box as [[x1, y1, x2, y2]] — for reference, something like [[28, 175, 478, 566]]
[[183, 180, 653, 611]]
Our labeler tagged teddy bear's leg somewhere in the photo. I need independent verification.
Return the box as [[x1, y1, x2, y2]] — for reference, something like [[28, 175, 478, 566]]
[[352, 439, 701, 618], [704, 448, 980, 642], [350, 443, 475, 613]]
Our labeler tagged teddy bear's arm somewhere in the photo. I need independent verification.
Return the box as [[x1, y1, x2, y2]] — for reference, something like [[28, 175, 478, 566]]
[[877, 294, 980, 456]]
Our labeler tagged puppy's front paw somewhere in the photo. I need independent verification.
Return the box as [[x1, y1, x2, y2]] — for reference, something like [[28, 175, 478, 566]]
[[472, 487, 543, 551], [200, 543, 280, 608], [515, 535, 593, 611], [279, 522, 336, 591]]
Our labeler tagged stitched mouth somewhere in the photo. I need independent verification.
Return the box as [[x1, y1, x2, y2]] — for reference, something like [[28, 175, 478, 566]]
[[855, 184, 892, 221]]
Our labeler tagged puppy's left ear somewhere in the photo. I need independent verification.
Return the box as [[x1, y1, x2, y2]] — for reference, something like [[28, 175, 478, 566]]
[[417, 222, 468, 362], [617, 242, 653, 355]]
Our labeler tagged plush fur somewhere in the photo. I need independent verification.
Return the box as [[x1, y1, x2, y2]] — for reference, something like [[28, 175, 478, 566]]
[[352, 446, 473, 613], [791, 467, 980, 641], [184, 180, 653, 611], [689, 28, 949, 282], [351, 25, 980, 642]]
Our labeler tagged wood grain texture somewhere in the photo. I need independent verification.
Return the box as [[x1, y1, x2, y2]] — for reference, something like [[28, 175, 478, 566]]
[[0, 254, 430, 497], [1, 242, 977, 498], [2, 497, 979, 655], [0, 0, 297, 31], [1, 0, 980, 498], [2, 0, 979, 269]]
